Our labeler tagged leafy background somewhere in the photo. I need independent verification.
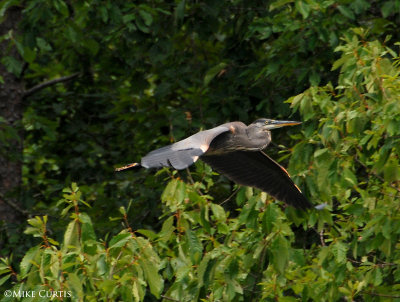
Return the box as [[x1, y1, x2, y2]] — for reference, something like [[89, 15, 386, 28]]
[[0, 0, 399, 301]]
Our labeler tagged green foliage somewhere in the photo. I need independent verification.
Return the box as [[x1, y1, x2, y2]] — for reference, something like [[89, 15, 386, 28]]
[[286, 31, 400, 300], [1, 184, 164, 301]]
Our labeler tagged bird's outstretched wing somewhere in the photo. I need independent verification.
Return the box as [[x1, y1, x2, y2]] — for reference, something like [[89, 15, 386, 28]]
[[141, 126, 230, 169], [201, 150, 311, 209], [115, 126, 231, 172]]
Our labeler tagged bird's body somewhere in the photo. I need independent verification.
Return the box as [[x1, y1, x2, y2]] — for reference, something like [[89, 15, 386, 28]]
[[206, 121, 271, 154], [116, 119, 311, 209]]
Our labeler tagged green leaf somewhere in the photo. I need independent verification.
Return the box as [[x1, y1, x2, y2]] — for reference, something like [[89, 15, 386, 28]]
[[372, 267, 382, 286], [331, 54, 350, 71], [119, 206, 126, 215], [0, 0, 20, 19], [314, 148, 329, 158], [20, 245, 40, 277], [161, 179, 186, 208], [1, 56, 23, 76], [262, 203, 277, 233], [136, 229, 157, 240], [123, 13, 136, 23], [139, 9, 153, 26], [80, 213, 97, 254], [236, 187, 247, 206], [54, 0, 69, 17], [381, 238, 392, 256], [36, 37, 52, 52], [198, 253, 214, 287], [204, 63, 227, 86], [47, 237, 59, 245], [381, 219, 391, 240], [291, 249, 305, 266], [271, 235, 289, 273], [15, 39, 36, 63], [0, 274, 10, 286], [84, 39, 100, 56], [299, 94, 314, 120], [158, 216, 175, 242], [238, 196, 259, 229], [63, 220, 80, 249], [210, 203, 226, 221], [383, 158, 399, 182], [381, 1, 394, 18], [135, 17, 150, 33], [337, 5, 355, 19], [373, 147, 390, 173], [186, 228, 202, 264], [331, 242, 348, 263], [269, 0, 294, 11], [174, 0, 185, 23], [132, 281, 144, 301], [67, 272, 83, 297], [295, 0, 310, 19], [139, 259, 163, 298], [109, 232, 131, 249], [342, 168, 357, 187]]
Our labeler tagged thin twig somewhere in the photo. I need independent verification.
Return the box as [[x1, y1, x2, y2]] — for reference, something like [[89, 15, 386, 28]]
[[185, 167, 196, 185], [319, 229, 325, 246], [220, 187, 240, 205], [348, 257, 397, 267], [185, 167, 204, 196], [363, 291, 400, 298], [376, 258, 397, 266], [109, 250, 123, 279], [354, 157, 400, 193], [23, 72, 80, 98]]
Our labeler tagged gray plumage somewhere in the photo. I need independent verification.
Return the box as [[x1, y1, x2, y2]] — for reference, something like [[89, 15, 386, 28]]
[[141, 126, 230, 169], [116, 119, 312, 209]]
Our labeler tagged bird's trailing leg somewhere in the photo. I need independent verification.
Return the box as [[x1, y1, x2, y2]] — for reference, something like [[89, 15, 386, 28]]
[[115, 162, 141, 172]]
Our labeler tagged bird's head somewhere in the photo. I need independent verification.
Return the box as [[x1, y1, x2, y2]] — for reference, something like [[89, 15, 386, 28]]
[[251, 118, 302, 130]]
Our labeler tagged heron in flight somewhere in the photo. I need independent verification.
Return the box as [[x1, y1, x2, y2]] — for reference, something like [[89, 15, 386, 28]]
[[116, 119, 311, 209]]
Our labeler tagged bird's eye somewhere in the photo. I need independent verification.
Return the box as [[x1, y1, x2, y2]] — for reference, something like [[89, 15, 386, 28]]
[[264, 120, 270, 124]]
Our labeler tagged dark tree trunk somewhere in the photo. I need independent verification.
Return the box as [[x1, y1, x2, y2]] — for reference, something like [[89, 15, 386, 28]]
[[0, 6, 24, 224]]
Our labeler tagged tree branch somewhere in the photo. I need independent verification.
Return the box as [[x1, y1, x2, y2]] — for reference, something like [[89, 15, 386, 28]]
[[363, 291, 400, 298], [319, 229, 326, 246], [23, 72, 80, 98], [0, 191, 28, 216], [354, 157, 400, 193], [220, 187, 240, 205]]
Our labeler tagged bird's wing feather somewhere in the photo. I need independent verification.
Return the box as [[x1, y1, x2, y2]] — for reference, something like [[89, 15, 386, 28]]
[[141, 126, 230, 170], [201, 150, 311, 209]]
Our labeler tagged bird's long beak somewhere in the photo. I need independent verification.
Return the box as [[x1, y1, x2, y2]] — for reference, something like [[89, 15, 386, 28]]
[[266, 120, 302, 129]]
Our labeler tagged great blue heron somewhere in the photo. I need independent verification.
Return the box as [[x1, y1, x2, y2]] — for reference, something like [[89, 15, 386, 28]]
[[116, 119, 311, 209]]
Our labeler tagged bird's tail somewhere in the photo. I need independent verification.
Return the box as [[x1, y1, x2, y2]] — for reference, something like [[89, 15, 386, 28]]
[[115, 162, 141, 172]]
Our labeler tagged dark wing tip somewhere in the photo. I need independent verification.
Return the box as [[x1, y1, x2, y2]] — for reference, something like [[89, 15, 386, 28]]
[[115, 163, 141, 171], [202, 151, 312, 209]]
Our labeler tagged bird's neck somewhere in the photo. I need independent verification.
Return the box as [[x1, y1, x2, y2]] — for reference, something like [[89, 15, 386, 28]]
[[244, 127, 271, 150]]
